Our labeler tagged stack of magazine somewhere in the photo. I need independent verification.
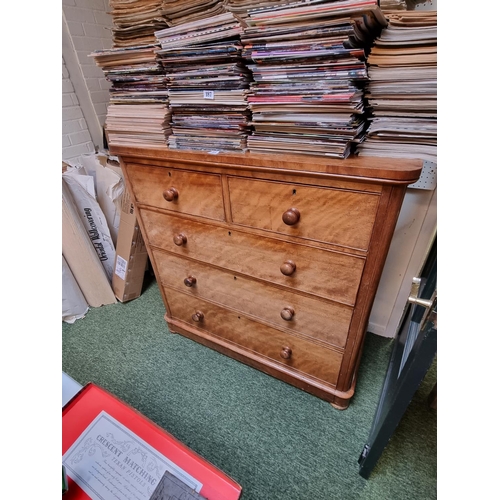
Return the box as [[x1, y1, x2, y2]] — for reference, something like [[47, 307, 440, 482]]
[[163, 0, 227, 26], [379, 0, 407, 9], [108, 0, 169, 47], [356, 10, 437, 163], [89, 45, 171, 147], [241, 0, 387, 158], [223, 0, 297, 19], [155, 13, 253, 152]]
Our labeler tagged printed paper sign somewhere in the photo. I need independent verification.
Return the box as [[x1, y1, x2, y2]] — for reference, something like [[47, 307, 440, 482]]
[[114, 255, 128, 280], [203, 90, 214, 99], [63, 411, 202, 500]]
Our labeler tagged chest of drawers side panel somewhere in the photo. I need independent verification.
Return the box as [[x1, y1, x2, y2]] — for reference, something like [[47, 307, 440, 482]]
[[334, 184, 410, 398]]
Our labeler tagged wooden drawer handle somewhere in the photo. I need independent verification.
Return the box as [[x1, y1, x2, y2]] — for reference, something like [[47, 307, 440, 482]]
[[280, 307, 295, 321], [192, 311, 204, 322], [173, 233, 187, 246], [163, 187, 179, 202], [280, 346, 292, 359], [280, 260, 296, 276], [184, 276, 197, 287], [282, 208, 300, 226]]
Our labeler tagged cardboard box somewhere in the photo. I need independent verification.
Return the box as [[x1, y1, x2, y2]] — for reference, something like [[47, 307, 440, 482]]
[[111, 187, 149, 302], [80, 153, 124, 247], [62, 383, 242, 500]]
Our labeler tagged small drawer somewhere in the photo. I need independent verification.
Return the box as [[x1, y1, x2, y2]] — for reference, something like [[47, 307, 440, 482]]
[[165, 288, 343, 387], [127, 164, 225, 221], [141, 209, 364, 306], [228, 176, 380, 250], [154, 250, 353, 348]]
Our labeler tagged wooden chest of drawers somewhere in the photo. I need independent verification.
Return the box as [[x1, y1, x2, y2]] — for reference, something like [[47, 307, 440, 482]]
[[111, 146, 422, 409]]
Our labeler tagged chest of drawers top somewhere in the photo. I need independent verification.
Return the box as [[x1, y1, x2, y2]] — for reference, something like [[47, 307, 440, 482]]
[[110, 146, 423, 185]]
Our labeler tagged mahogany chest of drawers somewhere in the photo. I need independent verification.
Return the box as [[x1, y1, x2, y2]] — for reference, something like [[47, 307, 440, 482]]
[[111, 146, 422, 409]]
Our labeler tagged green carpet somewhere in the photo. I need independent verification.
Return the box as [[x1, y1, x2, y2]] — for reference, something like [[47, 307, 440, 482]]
[[62, 276, 437, 500]]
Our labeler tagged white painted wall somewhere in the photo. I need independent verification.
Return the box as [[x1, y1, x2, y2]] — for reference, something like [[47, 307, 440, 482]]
[[62, 55, 95, 162], [368, 187, 437, 337], [62, 0, 113, 158]]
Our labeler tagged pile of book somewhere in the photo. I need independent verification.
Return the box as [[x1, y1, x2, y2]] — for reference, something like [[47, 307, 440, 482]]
[[89, 45, 171, 147], [155, 13, 252, 152], [356, 10, 437, 163], [241, 0, 387, 158], [108, 0, 169, 47]]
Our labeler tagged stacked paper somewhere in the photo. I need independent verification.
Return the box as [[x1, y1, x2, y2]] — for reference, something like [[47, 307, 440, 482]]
[[105, 103, 171, 146], [223, 0, 297, 19], [356, 10, 437, 163], [155, 13, 252, 152], [89, 45, 171, 147], [109, 0, 169, 47], [155, 12, 245, 48], [241, 0, 387, 158], [379, 0, 407, 10], [163, 0, 226, 27]]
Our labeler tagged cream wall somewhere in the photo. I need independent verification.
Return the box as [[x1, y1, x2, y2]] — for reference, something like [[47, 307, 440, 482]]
[[62, 55, 95, 162], [62, 0, 113, 159]]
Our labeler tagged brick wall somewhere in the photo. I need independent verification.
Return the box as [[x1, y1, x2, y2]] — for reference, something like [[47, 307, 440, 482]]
[[62, 55, 95, 162], [62, 0, 114, 139]]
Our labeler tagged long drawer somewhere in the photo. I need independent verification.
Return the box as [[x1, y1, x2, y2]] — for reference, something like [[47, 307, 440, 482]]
[[154, 250, 353, 348], [127, 164, 225, 221], [141, 209, 364, 306], [228, 176, 380, 250], [165, 288, 343, 387]]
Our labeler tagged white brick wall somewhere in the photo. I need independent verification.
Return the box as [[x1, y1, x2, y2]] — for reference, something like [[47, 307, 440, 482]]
[[62, 0, 113, 127], [62, 56, 95, 162]]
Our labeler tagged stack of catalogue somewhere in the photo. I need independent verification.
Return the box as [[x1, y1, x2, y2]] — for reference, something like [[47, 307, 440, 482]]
[[108, 0, 169, 47], [241, 0, 388, 158], [89, 45, 171, 148], [356, 9, 437, 164], [155, 13, 253, 152], [163, 0, 226, 26]]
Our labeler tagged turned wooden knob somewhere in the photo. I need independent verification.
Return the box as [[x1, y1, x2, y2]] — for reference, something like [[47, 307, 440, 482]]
[[184, 276, 197, 287], [163, 187, 179, 202], [173, 233, 187, 246], [280, 307, 295, 321], [282, 207, 300, 226], [192, 311, 204, 322], [280, 260, 296, 276], [280, 346, 292, 359]]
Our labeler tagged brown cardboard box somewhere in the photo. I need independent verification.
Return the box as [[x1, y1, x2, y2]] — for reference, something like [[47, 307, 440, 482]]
[[112, 187, 149, 302]]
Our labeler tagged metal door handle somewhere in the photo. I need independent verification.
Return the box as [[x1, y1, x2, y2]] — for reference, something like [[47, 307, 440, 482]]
[[408, 277, 434, 309]]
